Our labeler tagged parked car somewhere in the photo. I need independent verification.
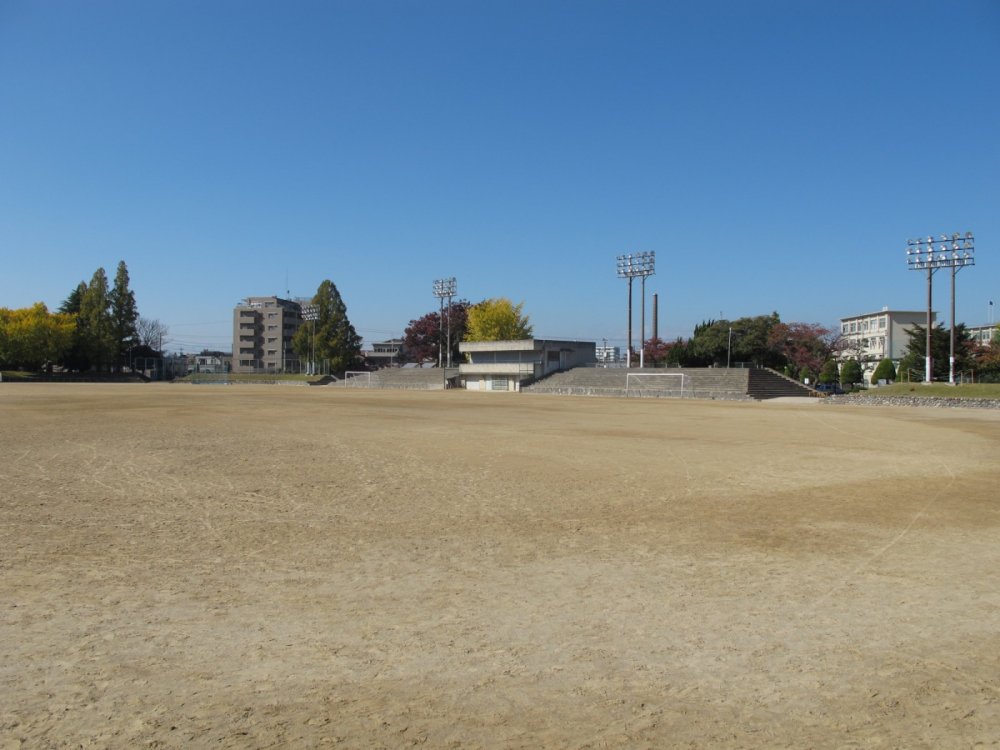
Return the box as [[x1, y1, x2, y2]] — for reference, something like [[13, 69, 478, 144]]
[[814, 383, 844, 395]]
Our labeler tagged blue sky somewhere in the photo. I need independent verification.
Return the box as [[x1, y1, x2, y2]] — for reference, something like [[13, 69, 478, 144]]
[[1, 0, 998, 353]]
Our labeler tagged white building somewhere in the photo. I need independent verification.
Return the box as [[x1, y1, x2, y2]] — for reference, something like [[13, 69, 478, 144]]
[[595, 344, 621, 364], [459, 339, 596, 392], [967, 324, 998, 348], [838, 308, 934, 382]]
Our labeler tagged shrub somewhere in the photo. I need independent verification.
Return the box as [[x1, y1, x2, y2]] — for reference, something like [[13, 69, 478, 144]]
[[871, 358, 896, 384], [840, 359, 863, 387]]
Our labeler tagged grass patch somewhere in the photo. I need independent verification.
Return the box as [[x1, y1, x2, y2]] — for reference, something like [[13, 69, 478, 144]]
[[858, 382, 1000, 399], [0, 370, 37, 381]]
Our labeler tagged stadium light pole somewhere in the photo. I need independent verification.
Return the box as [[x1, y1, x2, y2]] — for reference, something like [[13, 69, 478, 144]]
[[433, 277, 457, 388], [906, 232, 974, 384], [616, 252, 655, 368], [302, 304, 319, 375]]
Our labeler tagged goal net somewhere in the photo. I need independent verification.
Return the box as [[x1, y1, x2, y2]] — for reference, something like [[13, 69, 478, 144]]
[[343, 371, 374, 388], [625, 372, 689, 398]]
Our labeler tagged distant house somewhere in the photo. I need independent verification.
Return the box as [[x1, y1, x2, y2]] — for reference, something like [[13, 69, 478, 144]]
[[364, 338, 404, 368], [458, 339, 596, 392], [187, 351, 232, 374]]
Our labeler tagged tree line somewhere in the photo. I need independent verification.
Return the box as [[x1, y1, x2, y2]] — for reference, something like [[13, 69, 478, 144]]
[[0, 261, 164, 373], [640, 313, 1000, 384]]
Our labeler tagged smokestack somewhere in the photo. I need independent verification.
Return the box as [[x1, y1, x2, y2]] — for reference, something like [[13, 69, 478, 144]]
[[652, 293, 659, 341]]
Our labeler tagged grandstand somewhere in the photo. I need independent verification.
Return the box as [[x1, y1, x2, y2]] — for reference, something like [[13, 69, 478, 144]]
[[523, 366, 816, 400]]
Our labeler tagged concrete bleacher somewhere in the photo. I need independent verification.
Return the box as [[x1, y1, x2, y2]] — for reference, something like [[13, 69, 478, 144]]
[[342, 368, 457, 390], [523, 367, 752, 400], [523, 366, 817, 400]]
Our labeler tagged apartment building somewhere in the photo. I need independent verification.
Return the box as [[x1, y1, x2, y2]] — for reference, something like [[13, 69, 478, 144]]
[[838, 308, 934, 381], [232, 296, 303, 373]]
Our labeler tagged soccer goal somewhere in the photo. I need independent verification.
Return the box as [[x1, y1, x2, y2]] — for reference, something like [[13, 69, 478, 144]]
[[343, 371, 374, 388], [625, 372, 689, 398]]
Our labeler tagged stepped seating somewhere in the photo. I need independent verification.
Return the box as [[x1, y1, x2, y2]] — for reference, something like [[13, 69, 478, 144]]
[[524, 367, 752, 400], [345, 367, 455, 390], [746, 368, 819, 400]]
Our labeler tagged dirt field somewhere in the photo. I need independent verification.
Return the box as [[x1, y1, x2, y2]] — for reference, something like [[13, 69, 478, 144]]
[[2, 384, 998, 748]]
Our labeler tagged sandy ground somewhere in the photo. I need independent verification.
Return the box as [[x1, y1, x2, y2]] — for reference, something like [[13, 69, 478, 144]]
[[1, 383, 998, 749]]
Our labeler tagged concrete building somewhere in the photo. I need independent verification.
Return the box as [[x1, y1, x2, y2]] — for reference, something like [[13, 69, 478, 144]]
[[233, 296, 303, 373], [458, 339, 596, 392], [595, 344, 622, 364], [364, 338, 404, 368], [838, 308, 934, 382], [968, 324, 998, 348]]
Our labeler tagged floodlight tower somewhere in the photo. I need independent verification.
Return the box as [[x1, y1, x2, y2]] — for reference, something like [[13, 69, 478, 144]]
[[433, 277, 457, 387], [906, 232, 974, 384], [301, 304, 319, 375], [616, 252, 655, 368]]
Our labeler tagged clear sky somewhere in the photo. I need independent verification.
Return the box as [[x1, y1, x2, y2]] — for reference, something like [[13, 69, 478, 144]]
[[1, 0, 998, 353]]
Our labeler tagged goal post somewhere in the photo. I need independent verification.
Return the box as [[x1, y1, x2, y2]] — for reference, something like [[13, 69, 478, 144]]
[[625, 372, 689, 398], [342, 371, 374, 388]]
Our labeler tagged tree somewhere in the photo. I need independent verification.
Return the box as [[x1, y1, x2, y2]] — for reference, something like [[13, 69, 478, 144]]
[[689, 314, 782, 367], [78, 268, 115, 371], [768, 322, 835, 378], [818, 359, 839, 385], [871, 358, 897, 384], [136, 317, 169, 352], [402, 301, 470, 366], [291, 280, 362, 374], [642, 337, 672, 366], [58, 281, 87, 314], [465, 298, 532, 342], [110, 261, 139, 371], [902, 322, 974, 381], [840, 359, 863, 388], [798, 365, 814, 384], [0, 303, 75, 370]]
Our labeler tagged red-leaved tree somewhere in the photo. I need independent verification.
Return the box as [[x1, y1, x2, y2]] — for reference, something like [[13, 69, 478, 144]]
[[767, 322, 836, 377], [402, 302, 469, 366]]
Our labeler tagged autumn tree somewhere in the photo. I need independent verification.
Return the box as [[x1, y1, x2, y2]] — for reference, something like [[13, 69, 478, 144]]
[[642, 337, 672, 366], [767, 322, 835, 378], [403, 301, 470, 366], [291, 280, 362, 374], [0, 303, 76, 370], [465, 298, 532, 342]]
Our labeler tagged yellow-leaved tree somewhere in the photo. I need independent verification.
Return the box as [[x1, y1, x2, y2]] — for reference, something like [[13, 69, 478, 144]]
[[465, 298, 533, 342]]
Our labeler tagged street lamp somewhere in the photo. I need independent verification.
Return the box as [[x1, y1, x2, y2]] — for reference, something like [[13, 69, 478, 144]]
[[301, 304, 319, 375], [433, 277, 457, 389], [616, 252, 655, 368], [906, 232, 975, 384]]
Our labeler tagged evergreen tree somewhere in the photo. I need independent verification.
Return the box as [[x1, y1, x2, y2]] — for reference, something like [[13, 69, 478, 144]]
[[79, 268, 114, 371], [840, 359, 863, 388], [902, 323, 974, 381], [110, 261, 139, 371], [58, 281, 90, 370], [871, 358, 897, 384], [818, 359, 839, 384], [292, 280, 362, 374]]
